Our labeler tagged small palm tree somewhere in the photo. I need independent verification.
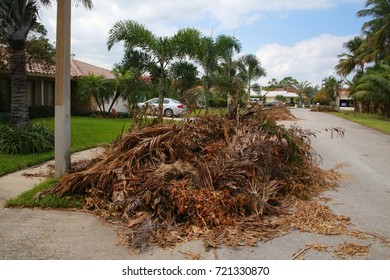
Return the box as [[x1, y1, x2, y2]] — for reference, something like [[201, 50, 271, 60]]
[[78, 74, 114, 113], [237, 54, 266, 97]]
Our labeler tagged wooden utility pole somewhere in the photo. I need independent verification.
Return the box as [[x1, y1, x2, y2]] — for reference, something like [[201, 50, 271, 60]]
[[55, 0, 71, 178]]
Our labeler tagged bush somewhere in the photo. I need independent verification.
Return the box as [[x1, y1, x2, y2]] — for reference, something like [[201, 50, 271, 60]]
[[0, 123, 54, 154]]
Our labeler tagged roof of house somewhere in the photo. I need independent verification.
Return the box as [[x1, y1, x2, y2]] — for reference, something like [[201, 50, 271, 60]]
[[24, 58, 115, 79], [70, 59, 115, 79]]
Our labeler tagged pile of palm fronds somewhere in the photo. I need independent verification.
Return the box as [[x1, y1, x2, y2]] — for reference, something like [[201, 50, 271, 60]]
[[311, 105, 339, 112], [50, 106, 337, 250]]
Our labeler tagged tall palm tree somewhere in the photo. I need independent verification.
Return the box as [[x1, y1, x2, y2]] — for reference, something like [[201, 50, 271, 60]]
[[107, 20, 200, 121], [0, 0, 38, 128], [196, 36, 218, 113], [237, 54, 266, 97], [357, 0, 390, 63], [335, 36, 365, 77], [0, 0, 93, 128], [214, 35, 242, 115]]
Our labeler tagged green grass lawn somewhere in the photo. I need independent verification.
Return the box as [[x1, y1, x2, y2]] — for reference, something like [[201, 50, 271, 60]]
[[0, 117, 133, 176], [187, 107, 227, 117], [6, 178, 83, 209], [332, 110, 390, 134]]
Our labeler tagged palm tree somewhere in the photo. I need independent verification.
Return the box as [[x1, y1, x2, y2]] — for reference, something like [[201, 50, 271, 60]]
[[0, 0, 93, 128], [107, 20, 200, 121], [353, 64, 390, 117], [169, 61, 199, 99], [335, 36, 365, 77], [322, 76, 342, 109], [237, 54, 266, 97], [357, 0, 390, 63], [77, 74, 114, 113], [0, 0, 39, 128], [196, 36, 218, 113], [294, 81, 313, 105], [214, 35, 242, 116]]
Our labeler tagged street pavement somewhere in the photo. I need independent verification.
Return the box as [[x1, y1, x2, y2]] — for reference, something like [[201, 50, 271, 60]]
[[1, 109, 390, 259]]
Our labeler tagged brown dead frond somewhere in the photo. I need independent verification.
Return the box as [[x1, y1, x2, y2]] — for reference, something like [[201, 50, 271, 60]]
[[51, 108, 345, 251]]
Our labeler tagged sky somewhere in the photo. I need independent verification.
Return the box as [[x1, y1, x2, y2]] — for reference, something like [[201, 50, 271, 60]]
[[38, 0, 368, 87]]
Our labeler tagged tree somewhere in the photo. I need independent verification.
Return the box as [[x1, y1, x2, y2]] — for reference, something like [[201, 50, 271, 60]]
[[214, 35, 242, 116], [278, 76, 299, 90], [107, 20, 200, 121], [353, 64, 390, 117], [0, 0, 92, 128], [77, 74, 114, 113], [322, 76, 342, 109], [294, 81, 313, 105], [195, 36, 218, 113], [109, 64, 151, 113], [0, 0, 39, 128], [0, 22, 55, 71], [237, 54, 266, 96], [169, 61, 199, 99], [335, 36, 365, 78], [357, 0, 390, 63]]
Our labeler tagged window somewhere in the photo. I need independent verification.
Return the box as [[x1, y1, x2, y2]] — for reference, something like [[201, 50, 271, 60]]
[[43, 80, 54, 106]]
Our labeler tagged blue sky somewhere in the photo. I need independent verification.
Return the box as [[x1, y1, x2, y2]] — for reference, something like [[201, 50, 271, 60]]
[[39, 0, 367, 87]]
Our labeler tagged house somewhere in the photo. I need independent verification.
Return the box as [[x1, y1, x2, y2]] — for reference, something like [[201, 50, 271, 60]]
[[0, 58, 116, 117], [250, 89, 299, 104], [339, 88, 353, 110]]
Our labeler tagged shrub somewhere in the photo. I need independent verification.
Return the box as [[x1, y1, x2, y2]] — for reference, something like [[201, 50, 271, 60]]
[[0, 123, 54, 154]]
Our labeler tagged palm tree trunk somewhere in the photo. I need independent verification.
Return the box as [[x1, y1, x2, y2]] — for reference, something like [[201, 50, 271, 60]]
[[9, 40, 29, 128]]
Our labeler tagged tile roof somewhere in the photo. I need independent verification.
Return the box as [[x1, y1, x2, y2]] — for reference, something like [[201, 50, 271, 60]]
[[21, 58, 114, 79], [70, 59, 115, 79]]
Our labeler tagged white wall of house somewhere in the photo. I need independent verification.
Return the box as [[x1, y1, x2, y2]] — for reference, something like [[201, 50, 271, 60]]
[[250, 89, 299, 103], [104, 97, 129, 113]]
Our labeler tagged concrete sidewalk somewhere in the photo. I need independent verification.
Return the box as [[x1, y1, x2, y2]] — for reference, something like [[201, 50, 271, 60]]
[[0, 148, 103, 208], [1, 110, 390, 260]]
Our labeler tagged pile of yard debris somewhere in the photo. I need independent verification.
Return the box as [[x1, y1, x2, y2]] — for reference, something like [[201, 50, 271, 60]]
[[311, 105, 339, 112], [50, 106, 339, 251]]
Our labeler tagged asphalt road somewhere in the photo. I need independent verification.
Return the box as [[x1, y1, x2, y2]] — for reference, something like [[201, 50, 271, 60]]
[[0, 109, 389, 260]]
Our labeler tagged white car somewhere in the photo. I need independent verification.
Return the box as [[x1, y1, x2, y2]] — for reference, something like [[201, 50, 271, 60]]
[[137, 98, 187, 117]]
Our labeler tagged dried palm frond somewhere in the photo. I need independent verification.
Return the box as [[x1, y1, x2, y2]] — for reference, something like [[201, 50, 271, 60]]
[[50, 106, 342, 250]]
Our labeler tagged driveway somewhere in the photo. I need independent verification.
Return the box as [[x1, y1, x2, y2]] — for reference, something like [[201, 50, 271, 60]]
[[0, 109, 389, 259]]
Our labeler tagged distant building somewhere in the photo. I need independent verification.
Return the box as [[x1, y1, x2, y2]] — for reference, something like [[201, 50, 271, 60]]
[[0, 58, 128, 115], [339, 88, 353, 109], [250, 89, 299, 104]]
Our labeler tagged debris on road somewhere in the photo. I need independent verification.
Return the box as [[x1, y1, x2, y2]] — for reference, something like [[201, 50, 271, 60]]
[[50, 106, 343, 251]]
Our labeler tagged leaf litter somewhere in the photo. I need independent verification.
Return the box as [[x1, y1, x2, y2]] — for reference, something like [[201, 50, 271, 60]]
[[48, 106, 363, 252]]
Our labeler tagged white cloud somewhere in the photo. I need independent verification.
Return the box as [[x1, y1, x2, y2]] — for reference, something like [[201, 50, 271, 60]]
[[37, 0, 363, 72], [256, 34, 354, 86]]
